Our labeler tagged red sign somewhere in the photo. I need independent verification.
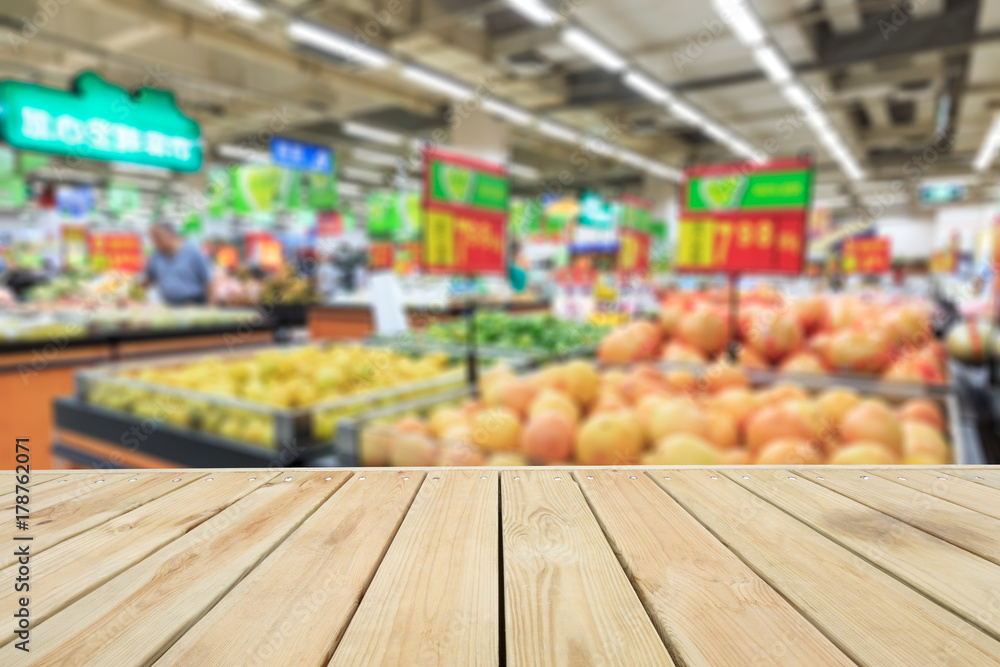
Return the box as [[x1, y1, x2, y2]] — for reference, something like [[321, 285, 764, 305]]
[[369, 241, 394, 271], [244, 233, 284, 272], [317, 211, 343, 238], [420, 147, 508, 275], [843, 237, 891, 274], [618, 227, 651, 275], [676, 158, 812, 275], [88, 232, 143, 273]]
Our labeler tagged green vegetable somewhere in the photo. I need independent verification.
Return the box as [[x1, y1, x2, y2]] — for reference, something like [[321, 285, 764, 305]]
[[422, 312, 608, 360]]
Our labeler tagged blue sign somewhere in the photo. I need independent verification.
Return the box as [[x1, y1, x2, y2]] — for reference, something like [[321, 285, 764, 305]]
[[57, 185, 94, 217], [270, 136, 333, 174]]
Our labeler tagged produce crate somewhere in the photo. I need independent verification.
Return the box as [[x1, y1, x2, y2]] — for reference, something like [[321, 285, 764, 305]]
[[332, 363, 974, 466], [75, 342, 492, 455]]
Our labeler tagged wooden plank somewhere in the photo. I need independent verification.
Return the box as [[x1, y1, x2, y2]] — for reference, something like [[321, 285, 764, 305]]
[[0, 472, 202, 570], [157, 470, 424, 666], [502, 470, 674, 667], [576, 470, 853, 666], [725, 468, 1000, 638], [944, 468, 1000, 492], [329, 470, 498, 667], [0, 473, 68, 505], [0, 471, 130, 513], [810, 470, 1000, 566], [0, 470, 349, 666], [654, 470, 1000, 666], [870, 469, 1000, 521], [0, 471, 280, 635]]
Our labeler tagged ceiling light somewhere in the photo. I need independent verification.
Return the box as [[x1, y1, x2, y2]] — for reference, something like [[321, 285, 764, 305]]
[[713, 0, 766, 46], [210, 0, 264, 22], [401, 65, 473, 99], [752, 45, 792, 84], [702, 123, 733, 144], [667, 100, 704, 125], [351, 148, 399, 167], [537, 120, 580, 144], [342, 166, 385, 184], [287, 21, 390, 69], [781, 83, 815, 111], [561, 27, 626, 72], [216, 144, 269, 163], [974, 116, 1000, 171], [482, 99, 533, 126], [509, 163, 541, 180], [623, 71, 671, 103], [506, 0, 559, 26], [646, 162, 682, 181], [342, 122, 404, 146]]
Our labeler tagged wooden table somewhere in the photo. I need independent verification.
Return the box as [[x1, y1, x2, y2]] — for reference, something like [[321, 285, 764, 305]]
[[3, 466, 1000, 665]]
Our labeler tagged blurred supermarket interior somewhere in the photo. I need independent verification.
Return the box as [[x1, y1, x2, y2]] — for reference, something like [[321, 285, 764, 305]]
[[1, 0, 1000, 470]]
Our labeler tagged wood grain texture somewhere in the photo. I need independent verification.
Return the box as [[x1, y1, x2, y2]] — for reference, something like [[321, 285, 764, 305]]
[[329, 470, 499, 667], [869, 469, 1000, 520], [502, 470, 674, 667], [0, 473, 68, 505], [0, 471, 278, 636], [654, 470, 1000, 666], [725, 468, 1000, 638], [576, 470, 853, 666], [157, 471, 423, 667], [811, 470, 1000, 566], [0, 472, 202, 570], [948, 468, 1000, 491], [0, 471, 129, 514], [0, 471, 349, 667]]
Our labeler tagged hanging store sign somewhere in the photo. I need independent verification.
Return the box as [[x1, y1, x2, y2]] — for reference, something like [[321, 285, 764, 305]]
[[843, 236, 891, 274], [0, 72, 202, 172], [270, 136, 333, 174], [676, 158, 813, 274], [421, 147, 508, 274]]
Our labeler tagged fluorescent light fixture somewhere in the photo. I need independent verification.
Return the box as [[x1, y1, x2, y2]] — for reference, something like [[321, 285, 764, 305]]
[[974, 116, 1000, 171], [338, 181, 364, 197], [752, 45, 792, 84], [351, 147, 399, 167], [287, 21, 390, 69], [217, 143, 269, 163], [561, 27, 626, 72], [211, 0, 264, 22], [646, 162, 682, 181], [623, 71, 671, 103], [713, 0, 766, 46], [537, 120, 580, 144], [342, 166, 385, 184], [509, 163, 541, 180], [618, 149, 649, 168], [401, 65, 473, 99], [583, 135, 616, 157], [112, 162, 172, 177], [506, 0, 559, 26], [702, 123, 733, 144], [781, 83, 815, 111], [342, 121, 404, 146], [667, 99, 704, 125], [482, 99, 533, 126]]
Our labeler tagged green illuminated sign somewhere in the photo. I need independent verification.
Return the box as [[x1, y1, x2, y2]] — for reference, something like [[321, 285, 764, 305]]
[[429, 161, 507, 211], [686, 168, 811, 211], [0, 72, 202, 172]]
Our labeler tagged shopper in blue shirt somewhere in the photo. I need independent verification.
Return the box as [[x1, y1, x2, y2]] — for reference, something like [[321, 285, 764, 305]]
[[144, 222, 214, 305]]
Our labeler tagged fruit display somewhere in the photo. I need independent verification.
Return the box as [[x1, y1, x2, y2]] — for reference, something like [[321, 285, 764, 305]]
[[82, 344, 464, 448], [0, 307, 260, 343], [598, 287, 947, 384], [421, 312, 608, 361], [353, 359, 955, 466]]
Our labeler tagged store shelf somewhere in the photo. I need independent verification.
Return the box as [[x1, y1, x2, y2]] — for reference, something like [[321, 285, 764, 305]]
[[7, 466, 1000, 665]]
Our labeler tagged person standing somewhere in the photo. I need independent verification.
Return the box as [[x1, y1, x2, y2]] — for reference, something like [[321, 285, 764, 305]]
[[144, 222, 215, 305]]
